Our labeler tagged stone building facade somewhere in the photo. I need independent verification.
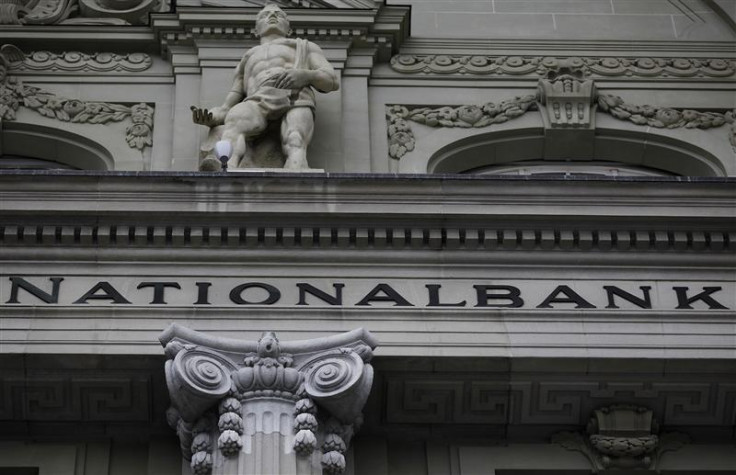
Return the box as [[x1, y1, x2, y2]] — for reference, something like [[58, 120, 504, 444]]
[[0, 1, 735, 474]]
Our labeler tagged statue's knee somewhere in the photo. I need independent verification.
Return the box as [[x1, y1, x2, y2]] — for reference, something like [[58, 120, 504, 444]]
[[284, 130, 305, 149], [225, 111, 266, 137]]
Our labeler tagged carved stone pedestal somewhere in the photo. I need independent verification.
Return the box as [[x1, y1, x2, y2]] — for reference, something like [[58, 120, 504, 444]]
[[160, 324, 376, 475]]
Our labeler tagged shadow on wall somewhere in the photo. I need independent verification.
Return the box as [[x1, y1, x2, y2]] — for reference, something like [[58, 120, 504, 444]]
[[0, 122, 113, 170], [426, 127, 727, 177]]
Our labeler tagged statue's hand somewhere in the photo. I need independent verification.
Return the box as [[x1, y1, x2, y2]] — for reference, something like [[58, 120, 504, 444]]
[[190, 106, 227, 127], [272, 69, 312, 90]]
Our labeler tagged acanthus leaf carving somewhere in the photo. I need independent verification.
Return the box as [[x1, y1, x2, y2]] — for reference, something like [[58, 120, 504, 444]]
[[160, 325, 377, 475]]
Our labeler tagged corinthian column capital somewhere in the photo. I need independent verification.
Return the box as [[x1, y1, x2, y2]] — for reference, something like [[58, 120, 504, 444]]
[[160, 324, 377, 475]]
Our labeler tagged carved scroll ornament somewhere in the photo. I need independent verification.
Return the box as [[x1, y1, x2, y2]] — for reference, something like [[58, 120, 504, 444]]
[[11, 50, 152, 73], [390, 54, 736, 80], [161, 324, 377, 475]]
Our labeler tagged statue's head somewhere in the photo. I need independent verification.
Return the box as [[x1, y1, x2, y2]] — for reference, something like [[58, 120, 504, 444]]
[[257, 331, 280, 358], [255, 3, 290, 38]]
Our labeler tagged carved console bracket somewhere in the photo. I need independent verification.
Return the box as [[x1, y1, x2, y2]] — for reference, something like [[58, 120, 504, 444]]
[[160, 324, 377, 475], [537, 62, 597, 158], [552, 405, 689, 473], [151, 4, 410, 63], [1, 44, 154, 151], [387, 62, 735, 161]]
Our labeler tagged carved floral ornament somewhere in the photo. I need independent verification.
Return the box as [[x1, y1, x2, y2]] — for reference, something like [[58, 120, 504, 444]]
[[0, 0, 166, 26], [161, 325, 376, 475], [0, 45, 154, 151], [390, 54, 736, 79], [552, 405, 689, 472], [11, 50, 153, 73], [386, 62, 736, 160]]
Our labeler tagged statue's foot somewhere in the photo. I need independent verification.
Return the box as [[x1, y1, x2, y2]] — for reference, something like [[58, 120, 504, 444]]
[[199, 157, 221, 171], [283, 157, 310, 170]]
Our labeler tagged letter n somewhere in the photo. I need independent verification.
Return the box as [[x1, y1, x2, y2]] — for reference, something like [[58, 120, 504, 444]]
[[297, 283, 344, 306], [6, 277, 64, 304], [604, 286, 652, 309]]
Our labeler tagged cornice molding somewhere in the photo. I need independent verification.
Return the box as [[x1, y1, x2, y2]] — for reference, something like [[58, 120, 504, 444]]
[[395, 38, 736, 56], [0, 174, 733, 254], [0, 223, 731, 253], [150, 5, 409, 61]]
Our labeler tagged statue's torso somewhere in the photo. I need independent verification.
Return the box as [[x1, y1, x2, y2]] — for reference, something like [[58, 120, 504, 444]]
[[243, 40, 300, 95]]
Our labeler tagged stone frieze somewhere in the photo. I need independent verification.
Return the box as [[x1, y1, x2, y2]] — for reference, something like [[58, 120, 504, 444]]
[[10, 50, 153, 73], [390, 54, 736, 79]]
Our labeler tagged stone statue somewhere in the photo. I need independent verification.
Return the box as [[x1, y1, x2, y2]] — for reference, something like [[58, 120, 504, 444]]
[[192, 3, 339, 171]]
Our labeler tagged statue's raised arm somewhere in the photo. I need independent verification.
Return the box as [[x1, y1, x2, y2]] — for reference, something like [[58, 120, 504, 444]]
[[191, 4, 339, 171]]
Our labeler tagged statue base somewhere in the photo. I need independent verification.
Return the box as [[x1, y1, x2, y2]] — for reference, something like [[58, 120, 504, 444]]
[[227, 168, 325, 174]]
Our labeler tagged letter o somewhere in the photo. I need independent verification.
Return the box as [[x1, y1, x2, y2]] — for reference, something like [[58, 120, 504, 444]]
[[229, 282, 281, 305]]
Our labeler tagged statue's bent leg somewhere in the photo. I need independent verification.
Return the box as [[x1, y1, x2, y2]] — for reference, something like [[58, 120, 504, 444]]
[[281, 107, 314, 170], [221, 101, 268, 167]]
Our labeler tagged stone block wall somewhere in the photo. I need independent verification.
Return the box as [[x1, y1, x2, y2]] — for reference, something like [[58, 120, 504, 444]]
[[390, 0, 736, 40]]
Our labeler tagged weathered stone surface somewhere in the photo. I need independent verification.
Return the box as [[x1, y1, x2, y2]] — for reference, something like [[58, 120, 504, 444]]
[[161, 325, 376, 474]]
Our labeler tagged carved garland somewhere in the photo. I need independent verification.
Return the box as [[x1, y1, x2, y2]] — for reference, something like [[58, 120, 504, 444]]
[[1, 79, 154, 151], [390, 55, 736, 79], [386, 96, 538, 159], [387, 78, 736, 160], [552, 405, 689, 472]]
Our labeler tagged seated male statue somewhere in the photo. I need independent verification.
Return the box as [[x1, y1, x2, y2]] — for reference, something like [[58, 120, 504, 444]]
[[192, 3, 339, 170]]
